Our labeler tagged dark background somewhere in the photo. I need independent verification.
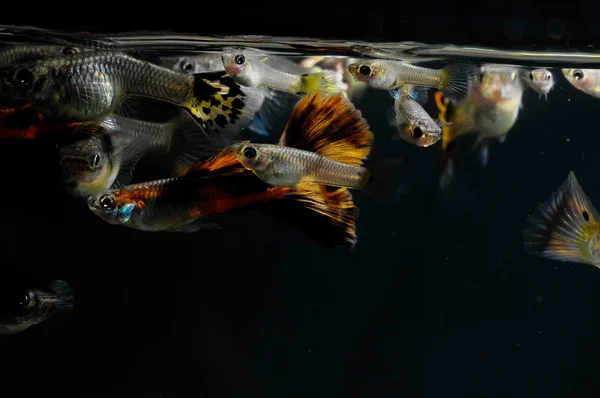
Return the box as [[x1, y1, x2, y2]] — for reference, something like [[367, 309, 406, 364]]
[[2, 7, 600, 398]]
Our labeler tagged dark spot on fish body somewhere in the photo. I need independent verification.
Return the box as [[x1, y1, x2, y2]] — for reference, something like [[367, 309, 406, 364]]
[[325, 186, 339, 193], [214, 114, 228, 128], [583, 211, 590, 221], [296, 91, 307, 96], [301, 73, 309, 77], [192, 77, 220, 100], [210, 98, 220, 107], [231, 98, 244, 110], [207, 119, 214, 126], [221, 105, 230, 111], [202, 107, 211, 115]]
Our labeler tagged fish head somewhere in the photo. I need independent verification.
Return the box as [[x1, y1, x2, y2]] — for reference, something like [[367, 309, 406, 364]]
[[401, 119, 442, 148], [59, 126, 110, 195], [160, 54, 225, 74], [0, 284, 59, 334], [0, 63, 56, 102], [526, 69, 554, 94], [87, 191, 137, 225], [562, 68, 595, 91], [231, 141, 271, 174], [347, 60, 392, 88], [478, 66, 523, 101]]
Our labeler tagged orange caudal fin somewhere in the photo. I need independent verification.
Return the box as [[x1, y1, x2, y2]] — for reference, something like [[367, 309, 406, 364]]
[[278, 91, 374, 166], [184, 146, 246, 176]]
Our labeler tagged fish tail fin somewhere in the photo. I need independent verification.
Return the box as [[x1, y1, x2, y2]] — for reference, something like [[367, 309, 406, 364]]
[[439, 63, 477, 98], [298, 70, 344, 96], [360, 159, 406, 201], [279, 91, 374, 166], [169, 112, 232, 177], [185, 146, 244, 176], [44, 280, 75, 328], [523, 172, 600, 266], [182, 71, 265, 138], [434, 90, 457, 153], [268, 183, 358, 249], [472, 135, 490, 166]]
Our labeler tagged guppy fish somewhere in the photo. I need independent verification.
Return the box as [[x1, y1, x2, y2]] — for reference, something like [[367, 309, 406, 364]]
[[86, 149, 359, 248], [521, 68, 554, 100], [231, 91, 374, 189], [87, 90, 372, 248], [350, 45, 445, 63], [154, 53, 225, 74], [435, 64, 524, 188], [60, 112, 214, 197], [0, 50, 264, 137], [0, 276, 73, 335], [390, 86, 442, 147], [562, 68, 600, 99], [347, 59, 475, 98], [523, 172, 600, 268], [221, 46, 344, 97]]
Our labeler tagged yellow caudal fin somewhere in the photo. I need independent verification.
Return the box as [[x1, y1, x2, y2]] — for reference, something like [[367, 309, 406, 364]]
[[272, 183, 359, 249], [182, 71, 264, 139], [297, 70, 344, 96], [523, 172, 600, 266], [278, 91, 374, 166]]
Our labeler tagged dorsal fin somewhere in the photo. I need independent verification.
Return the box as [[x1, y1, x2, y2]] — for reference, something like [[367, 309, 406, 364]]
[[278, 91, 374, 167], [184, 146, 245, 177]]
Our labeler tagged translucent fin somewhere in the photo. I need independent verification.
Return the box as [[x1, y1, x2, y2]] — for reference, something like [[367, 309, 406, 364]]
[[185, 147, 244, 176], [248, 91, 299, 137], [279, 91, 374, 166], [439, 158, 455, 190], [472, 135, 490, 166], [169, 112, 231, 177], [439, 63, 478, 98], [111, 134, 151, 189], [247, 115, 270, 137], [43, 280, 75, 330], [523, 172, 600, 266], [298, 70, 344, 96], [166, 221, 222, 233], [183, 71, 265, 139]]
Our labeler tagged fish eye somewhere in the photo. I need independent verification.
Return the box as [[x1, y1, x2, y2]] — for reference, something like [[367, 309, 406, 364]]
[[359, 65, 371, 76], [62, 47, 77, 55], [99, 194, 116, 210], [235, 54, 246, 65], [243, 146, 257, 159], [19, 292, 32, 309], [477, 73, 484, 83], [573, 70, 584, 80], [92, 154, 100, 167], [545, 73, 551, 80], [528, 72, 534, 80], [413, 127, 424, 139], [15, 68, 33, 87], [179, 60, 194, 73]]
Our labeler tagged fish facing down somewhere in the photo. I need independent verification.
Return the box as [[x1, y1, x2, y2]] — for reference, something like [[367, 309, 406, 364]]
[[523, 172, 600, 268], [86, 91, 371, 248]]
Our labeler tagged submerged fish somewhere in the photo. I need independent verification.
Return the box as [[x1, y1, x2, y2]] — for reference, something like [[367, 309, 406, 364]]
[[60, 112, 215, 197], [347, 59, 474, 98], [523, 172, 600, 268], [562, 68, 600, 99], [0, 103, 75, 139], [86, 90, 374, 248], [522, 68, 554, 100], [435, 64, 524, 187], [155, 53, 225, 74], [0, 51, 264, 137], [221, 46, 344, 96], [390, 87, 442, 147], [0, 277, 73, 335], [231, 91, 374, 189]]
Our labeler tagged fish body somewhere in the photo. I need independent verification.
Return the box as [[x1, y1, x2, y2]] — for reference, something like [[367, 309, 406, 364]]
[[392, 87, 441, 147], [521, 68, 554, 100], [562, 68, 600, 98], [0, 44, 87, 67], [155, 53, 225, 74], [0, 51, 263, 137], [347, 59, 474, 97], [60, 112, 212, 197], [0, 103, 74, 139], [0, 278, 73, 335], [221, 46, 344, 96], [523, 172, 600, 268]]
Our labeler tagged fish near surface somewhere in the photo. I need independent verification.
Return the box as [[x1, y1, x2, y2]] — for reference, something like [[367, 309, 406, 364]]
[[562, 68, 600, 99], [0, 50, 264, 138]]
